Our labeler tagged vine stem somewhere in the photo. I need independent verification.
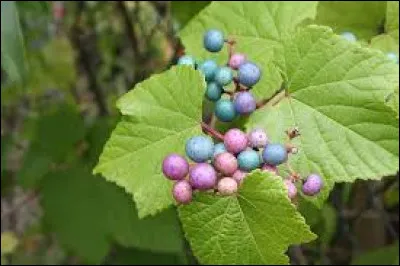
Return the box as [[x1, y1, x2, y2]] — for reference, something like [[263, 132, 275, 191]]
[[201, 122, 224, 141], [256, 89, 286, 109]]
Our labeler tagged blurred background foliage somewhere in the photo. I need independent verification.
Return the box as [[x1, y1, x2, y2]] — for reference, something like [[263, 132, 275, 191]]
[[0, 1, 398, 265]]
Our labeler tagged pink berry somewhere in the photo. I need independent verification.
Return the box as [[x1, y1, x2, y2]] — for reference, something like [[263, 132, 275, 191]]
[[173, 180, 192, 204], [284, 179, 297, 199], [261, 164, 278, 175], [189, 163, 217, 190], [217, 177, 238, 195], [228, 53, 246, 70], [162, 154, 189, 180], [302, 174, 323, 196], [213, 152, 238, 176], [248, 128, 268, 148], [232, 170, 247, 184], [224, 128, 248, 154]]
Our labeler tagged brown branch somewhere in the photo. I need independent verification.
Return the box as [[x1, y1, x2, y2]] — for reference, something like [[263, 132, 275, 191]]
[[201, 122, 224, 141]]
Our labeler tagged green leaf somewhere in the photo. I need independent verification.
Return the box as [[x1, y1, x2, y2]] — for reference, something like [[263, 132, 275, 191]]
[[386, 1, 399, 41], [179, 171, 316, 265], [171, 1, 210, 28], [246, 26, 399, 207], [1, 1, 26, 84], [18, 104, 85, 188], [351, 242, 399, 265], [370, 34, 398, 54], [180, 1, 316, 99], [315, 1, 386, 40], [94, 66, 206, 218], [41, 166, 184, 264]]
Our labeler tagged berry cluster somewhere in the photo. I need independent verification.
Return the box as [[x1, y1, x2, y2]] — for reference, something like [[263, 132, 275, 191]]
[[162, 126, 323, 204], [340, 31, 399, 64], [177, 29, 262, 122]]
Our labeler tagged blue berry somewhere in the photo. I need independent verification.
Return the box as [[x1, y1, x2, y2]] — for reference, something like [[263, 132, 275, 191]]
[[387, 52, 399, 64], [215, 67, 233, 86], [340, 32, 356, 42], [198, 59, 218, 81], [262, 144, 288, 166], [238, 62, 261, 87], [213, 143, 227, 158], [237, 149, 261, 171], [215, 99, 237, 122], [203, 29, 225, 52], [234, 91, 256, 115], [177, 55, 196, 67], [185, 136, 214, 163], [205, 82, 222, 102]]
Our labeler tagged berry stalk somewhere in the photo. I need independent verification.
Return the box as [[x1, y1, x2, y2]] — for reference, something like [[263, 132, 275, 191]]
[[201, 122, 225, 141]]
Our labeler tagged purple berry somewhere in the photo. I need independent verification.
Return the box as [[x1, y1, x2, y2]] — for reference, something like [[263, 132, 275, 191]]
[[213, 152, 238, 176], [284, 179, 297, 199], [173, 180, 192, 204], [261, 164, 278, 175], [224, 128, 248, 154], [228, 53, 246, 70], [232, 170, 247, 184], [233, 91, 256, 115], [217, 177, 238, 195], [189, 163, 217, 190], [248, 128, 268, 148], [162, 154, 189, 180], [302, 174, 323, 196]]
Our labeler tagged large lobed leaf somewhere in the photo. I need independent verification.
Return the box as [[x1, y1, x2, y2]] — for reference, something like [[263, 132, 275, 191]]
[[94, 66, 206, 218], [247, 26, 399, 207], [179, 171, 316, 265]]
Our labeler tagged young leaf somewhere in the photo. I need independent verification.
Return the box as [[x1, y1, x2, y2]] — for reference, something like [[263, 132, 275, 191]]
[[315, 1, 386, 40], [246, 26, 399, 207], [1, 1, 26, 83], [41, 166, 184, 264], [179, 171, 316, 265], [94, 66, 206, 218], [179, 1, 316, 99]]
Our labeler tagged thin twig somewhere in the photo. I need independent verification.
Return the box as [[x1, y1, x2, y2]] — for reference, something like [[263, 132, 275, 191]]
[[201, 122, 224, 141]]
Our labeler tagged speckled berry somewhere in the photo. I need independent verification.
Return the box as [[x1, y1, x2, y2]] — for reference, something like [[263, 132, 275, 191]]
[[204, 29, 225, 52], [189, 163, 217, 190], [248, 128, 268, 148], [262, 143, 288, 166], [232, 170, 247, 184], [215, 99, 237, 122], [213, 142, 227, 158], [217, 177, 238, 195], [284, 179, 297, 199], [261, 164, 278, 175], [173, 180, 192, 204], [302, 174, 323, 196], [237, 149, 261, 171], [228, 53, 246, 70], [162, 154, 189, 180], [224, 128, 248, 154], [213, 152, 238, 176], [234, 91, 256, 115], [238, 61, 261, 87], [185, 136, 214, 163]]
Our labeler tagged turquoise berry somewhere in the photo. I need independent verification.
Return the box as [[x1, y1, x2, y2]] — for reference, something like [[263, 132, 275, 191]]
[[198, 59, 218, 81], [205, 82, 222, 102], [215, 99, 237, 122], [387, 52, 399, 64], [215, 67, 233, 86], [262, 143, 288, 166], [213, 142, 227, 158], [203, 29, 225, 52], [340, 32, 356, 42], [237, 149, 261, 171], [185, 136, 214, 163], [177, 55, 196, 67]]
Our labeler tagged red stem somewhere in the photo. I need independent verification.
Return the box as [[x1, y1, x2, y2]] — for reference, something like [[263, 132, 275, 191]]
[[201, 122, 224, 141]]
